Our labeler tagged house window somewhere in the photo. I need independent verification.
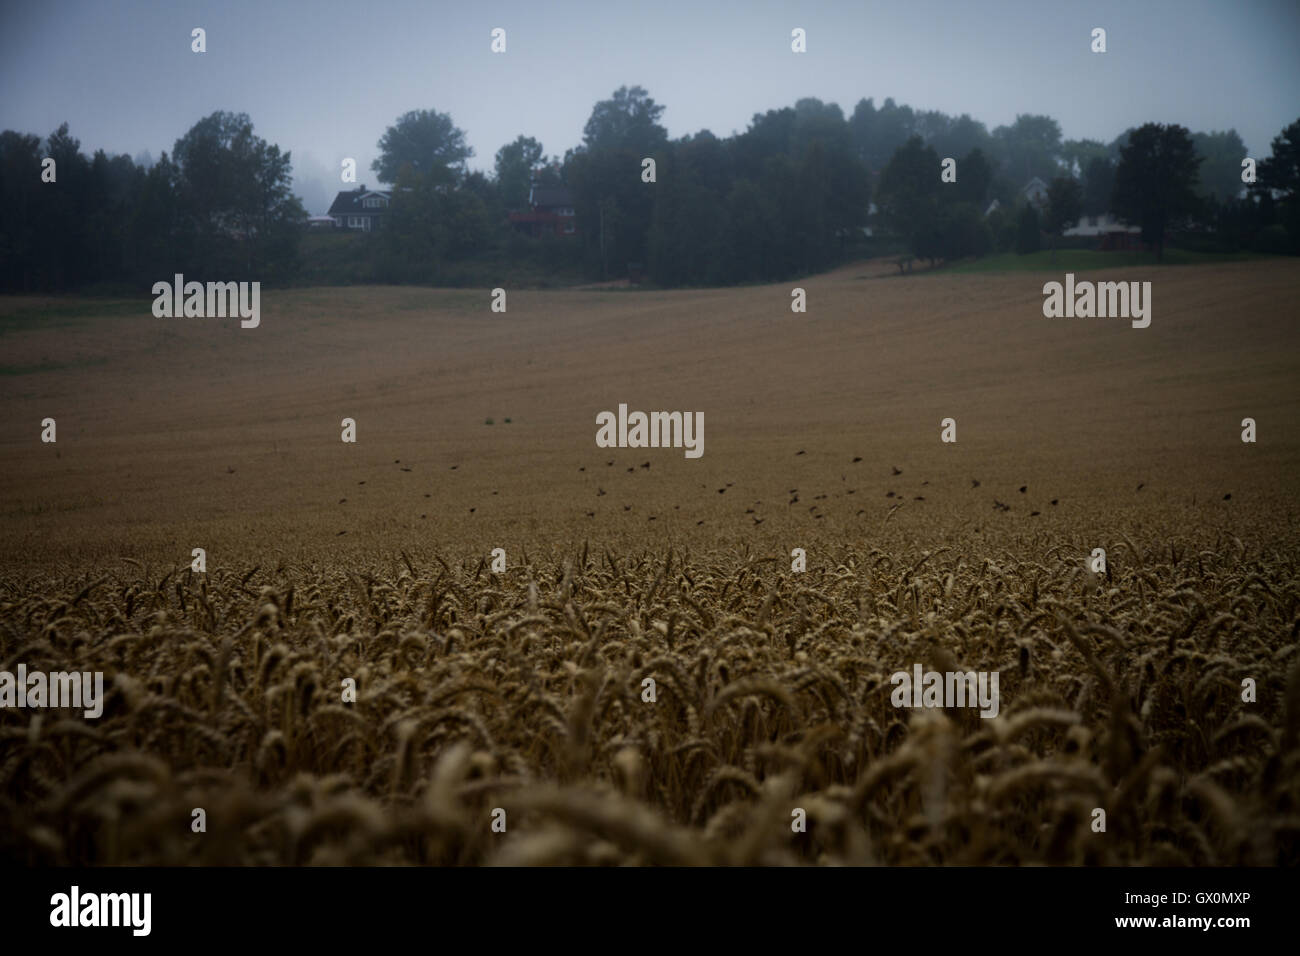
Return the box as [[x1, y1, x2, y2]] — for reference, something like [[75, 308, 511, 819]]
[[333, 216, 344, 228], [348, 216, 370, 230], [363, 196, 387, 208], [558, 207, 575, 217], [563, 222, 576, 234]]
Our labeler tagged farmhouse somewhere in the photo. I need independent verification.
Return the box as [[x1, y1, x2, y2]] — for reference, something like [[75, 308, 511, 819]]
[[1064, 213, 1148, 251], [1020, 176, 1049, 209], [327, 185, 391, 231], [508, 183, 578, 238]]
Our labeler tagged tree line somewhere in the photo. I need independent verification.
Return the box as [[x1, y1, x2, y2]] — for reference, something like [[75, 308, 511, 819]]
[[2, 90, 1296, 293]]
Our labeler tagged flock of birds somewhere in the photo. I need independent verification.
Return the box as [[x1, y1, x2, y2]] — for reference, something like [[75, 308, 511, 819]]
[[311, 451, 1098, 533], [301, 448, 1233, 535]]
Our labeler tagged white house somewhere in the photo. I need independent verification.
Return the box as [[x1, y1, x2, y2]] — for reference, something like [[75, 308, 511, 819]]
[[1063, 213, 1140, 238], [327, 185, 392, 231], [1021, 177, 1049, 209]]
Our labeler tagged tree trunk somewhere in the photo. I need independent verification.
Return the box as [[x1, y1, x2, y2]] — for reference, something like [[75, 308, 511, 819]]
[[598, 203, 607, 279]]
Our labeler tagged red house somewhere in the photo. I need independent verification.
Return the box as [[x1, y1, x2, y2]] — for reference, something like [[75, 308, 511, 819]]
[[508, 183, 578, 238]]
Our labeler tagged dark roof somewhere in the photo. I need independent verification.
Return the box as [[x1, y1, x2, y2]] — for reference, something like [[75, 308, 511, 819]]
[[327, 186, 391, 216], [529, 184, 573, 208]]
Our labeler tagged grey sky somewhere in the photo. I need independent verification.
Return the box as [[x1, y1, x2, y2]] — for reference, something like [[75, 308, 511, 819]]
[[2, 0, 1296, 214]]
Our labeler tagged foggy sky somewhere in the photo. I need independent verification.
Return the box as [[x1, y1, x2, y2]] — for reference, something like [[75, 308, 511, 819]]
[[2, 0, 1296, 215]]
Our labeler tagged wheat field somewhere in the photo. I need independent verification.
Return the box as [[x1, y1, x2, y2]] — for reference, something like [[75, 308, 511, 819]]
[[1, 259, 1298, 865]]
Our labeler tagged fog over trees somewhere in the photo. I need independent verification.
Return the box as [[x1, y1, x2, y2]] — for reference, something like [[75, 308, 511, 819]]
[[2, 89, 1296, 292]]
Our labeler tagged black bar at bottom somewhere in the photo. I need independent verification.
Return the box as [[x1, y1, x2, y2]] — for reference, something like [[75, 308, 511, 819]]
[[3, 866, 1284, 943]]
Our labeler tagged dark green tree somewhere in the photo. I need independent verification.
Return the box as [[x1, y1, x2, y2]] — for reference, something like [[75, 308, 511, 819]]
[[1081, 156, 1115, 217], [936, 201, 992, 261], [1014, 203, 1041, 254], [1044, 175, 1083, 252], [582, 85, 668, 155], [372, 109, 472, 186], [955, 147, 993, 205], [494, 135, 545, 211], [875, 135, 941, 260], [992, 114, 1064, 184], [0, 130, 44, 290], [1192, 129, 1249, 204], [1257, 118, 1300, 249], [172, 111, 305, 277], [1111, 122, 1202, 259], [567, 87, 669, 278]]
